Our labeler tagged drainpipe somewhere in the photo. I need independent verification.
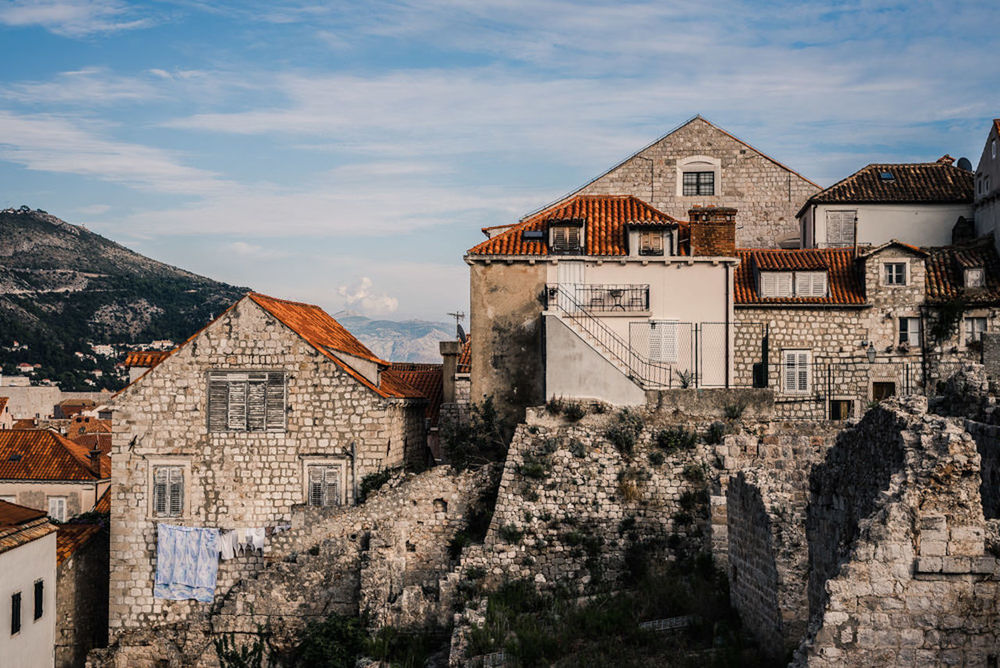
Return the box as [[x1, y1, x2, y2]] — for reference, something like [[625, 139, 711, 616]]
[[725, 262, 731, 388], [350, 441, 358, 504]]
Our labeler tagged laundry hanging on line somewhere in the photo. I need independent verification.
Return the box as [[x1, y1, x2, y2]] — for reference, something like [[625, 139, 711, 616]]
[[154, 524, 220, 603]]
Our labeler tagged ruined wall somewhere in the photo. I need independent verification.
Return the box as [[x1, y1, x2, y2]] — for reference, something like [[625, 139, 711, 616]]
[[109, 298, 425, 637], [573, 117, 819, 248], [56, 528, 109, 668], [964, 419, 1000, 519], [468, 262, 546, 424]]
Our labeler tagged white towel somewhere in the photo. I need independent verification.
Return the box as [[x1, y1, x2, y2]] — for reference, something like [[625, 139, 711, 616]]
[[249, 527, 265, 552], [218, 531, 236, 560]]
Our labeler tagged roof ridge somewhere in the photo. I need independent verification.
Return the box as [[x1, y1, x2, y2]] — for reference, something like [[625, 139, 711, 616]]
[[248, 292, 322, 309]]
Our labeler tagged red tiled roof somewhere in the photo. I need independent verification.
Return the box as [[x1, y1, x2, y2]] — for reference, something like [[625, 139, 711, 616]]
[[925, 239, 1000, 305], [0, 501, 55, 556], [69, 432, 112, 456], [57, 524, 102, 565], [0, 499, 46, 527], [0, 430, 109, 481], [0, 397, 7, 413], [124, 350, 172, 368], [94, 488, 110, 513], [800, 161, 973, 216], [467, 195, 686, 257], [12, 419, 36, 430], [386, 363, 443, 426], [71, 416, 111, 435], [735, 248, 866, 305], [458, 336, 471, 374]]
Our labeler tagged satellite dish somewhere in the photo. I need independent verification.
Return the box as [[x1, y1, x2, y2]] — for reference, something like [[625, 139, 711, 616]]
[[957, 157, 973, 171], [457, 324, 467, 344]]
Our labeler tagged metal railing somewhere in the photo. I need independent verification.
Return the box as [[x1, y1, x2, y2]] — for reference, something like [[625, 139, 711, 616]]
[[568, 284, 649, 312]]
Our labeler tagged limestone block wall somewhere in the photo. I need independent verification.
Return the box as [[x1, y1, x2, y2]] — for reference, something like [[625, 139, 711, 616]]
[[964, 419, 1000, 519], [108, 298, 425, 637], [56, 528, 109, 668], [573, 117, 820, 248]]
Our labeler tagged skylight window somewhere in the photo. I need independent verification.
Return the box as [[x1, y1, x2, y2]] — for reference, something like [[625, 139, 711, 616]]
[[879, 172, 895, 181]]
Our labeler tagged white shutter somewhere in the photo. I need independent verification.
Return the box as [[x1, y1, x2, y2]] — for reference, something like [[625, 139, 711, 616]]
[[649, 321, 678, 363], [826, 211, 856, 247], [760, 272, 776, 297], [795, 272, 827, 297], [783, 350, 810, 393], [776, 273, 793, 297], [796, 352, 809, 391]]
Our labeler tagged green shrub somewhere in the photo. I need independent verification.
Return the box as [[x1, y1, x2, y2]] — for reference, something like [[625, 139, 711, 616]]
[[569, 438, 587, 458], [682, 463, 705, 483], [605, 408, 644, 457], [593, 402, 607, 414], [704, 420, 728, 445], [358, 468, 395, 503], [366, 626, 445, 668], [546, 395, 565, 415], [294, 614, 366, 667], [648, 450, 665, 466], [441, 396, 512, 470], [676, 369, 695, 388], [518, 454, 550, 479], [214, 630, 269, 668], [564, 402, 585, 421], [723, 399, 747, 420], [498, 524, 524, 543], [655, 426, 697, 454]]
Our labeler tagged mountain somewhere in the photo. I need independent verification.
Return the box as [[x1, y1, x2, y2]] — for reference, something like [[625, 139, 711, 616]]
[[0, 206, 247, 389], [335, 313, 455, 364]]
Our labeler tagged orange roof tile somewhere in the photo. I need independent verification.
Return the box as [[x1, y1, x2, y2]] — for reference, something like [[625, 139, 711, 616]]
[[0, 430, 109, 481], [95, 487, 110, 514], [0, 501, 55, 556], [926, 238, 1000, 305], [387, 363, 443, 426], [68, 432, 112, 456], [458, 336, 471, 373], [57, 524, 102, 565], [0, 499, 47, 527], [124, 350, 172, 368], [735, 248, 866, 306], [70, 416, 111, 435], [0, 397, 8, 413], [467, 195, 686, 257], [12, 419, 36, 430]]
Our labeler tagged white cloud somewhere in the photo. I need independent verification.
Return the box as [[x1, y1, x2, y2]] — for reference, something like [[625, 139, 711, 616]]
[[0, 0, 149, 37], [2, 67, 160, 105], [226, 241, 288, 259], [337, 276, 398, 315], [77, 203, 110, 215]]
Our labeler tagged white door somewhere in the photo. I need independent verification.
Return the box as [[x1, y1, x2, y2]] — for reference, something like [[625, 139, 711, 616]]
[[556, 261, 585, 311]]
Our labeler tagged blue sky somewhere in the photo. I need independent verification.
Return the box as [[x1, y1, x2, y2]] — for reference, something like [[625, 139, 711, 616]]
[[0, 0, 998, 321]]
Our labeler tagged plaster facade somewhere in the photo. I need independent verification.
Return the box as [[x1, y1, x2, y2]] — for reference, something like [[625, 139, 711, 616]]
[[0, 530, 57, 668], [974, 122, 1000, 243], [801, 202, 973, 249]]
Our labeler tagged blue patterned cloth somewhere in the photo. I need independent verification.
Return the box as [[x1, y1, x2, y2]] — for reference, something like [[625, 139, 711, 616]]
[[154, 524, 220, 602]]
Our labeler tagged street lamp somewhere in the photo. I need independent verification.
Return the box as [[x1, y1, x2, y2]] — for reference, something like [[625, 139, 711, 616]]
[[866, 342, 877, 364]]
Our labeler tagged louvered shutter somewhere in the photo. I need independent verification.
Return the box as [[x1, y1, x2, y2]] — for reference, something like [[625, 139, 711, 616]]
[[783, 350, 810, 392], [567, 226, 580, 249], [208, 374, 229, 432], [649, 322, 678, 363], [761, 272, 776, 297], [265, 372, 286, 431], [325, 470, 340, 507], [796, 352, 809, 391], [247, 374, 267, 432], [776, 273, 793, 297], [308, 466, 325, 506], [168, 467, 183, 516], [827, 211, 856, 247], [552, 227, 567, 247], [153, 467, 168, 516], [226, 376, 248, 430], [795, 272, 827, 297]]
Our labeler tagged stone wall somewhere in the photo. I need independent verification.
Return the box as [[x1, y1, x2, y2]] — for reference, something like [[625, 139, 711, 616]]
[[56, 527, 109, 668], [108, 298, 425, 638], [964, 419, 1000, 519], [573, 116, 820, 248]]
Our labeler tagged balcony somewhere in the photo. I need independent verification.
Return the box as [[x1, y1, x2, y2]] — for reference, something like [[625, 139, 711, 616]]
[[547, 284, 650, 313]]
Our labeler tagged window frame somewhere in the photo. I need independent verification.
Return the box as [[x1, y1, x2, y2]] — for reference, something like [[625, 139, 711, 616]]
[[147, 459, 190, 519], [884, 262, 907, 286], [11, 591, 21, 636], [825, 210, 857, 248], [33, 580, 43, 622], [781, 349, 811, 394], [965, 267, 986, 289], [303, 460, 348, 508], [47, 496, 66, 522], [549, 224, 584, 255], [638, 230, 665, 256], [964, 316, 988, 345], [898, 317, 921, 348], [682, 171, 715, 196], [794, 271, 828, 298], [207, 370, 287, 433]]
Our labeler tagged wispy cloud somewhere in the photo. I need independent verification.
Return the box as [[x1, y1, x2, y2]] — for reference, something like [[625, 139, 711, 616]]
[[226, 241, 288, 259], [0, 0, 149, 37], [337, 276, 398, 315], [2, 67, 159, 105]]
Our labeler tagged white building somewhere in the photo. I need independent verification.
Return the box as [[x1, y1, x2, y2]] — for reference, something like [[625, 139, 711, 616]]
[[0, 500, 57, 668]]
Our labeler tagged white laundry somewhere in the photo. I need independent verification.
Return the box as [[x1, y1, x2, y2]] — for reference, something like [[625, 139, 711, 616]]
[[247, 527, 265, 552], [217, 531, 236, 560]]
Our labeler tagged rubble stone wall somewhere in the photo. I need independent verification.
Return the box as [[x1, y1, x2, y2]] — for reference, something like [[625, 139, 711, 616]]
[[964, 419, 1000, 519], [56, 528, 109, 668]]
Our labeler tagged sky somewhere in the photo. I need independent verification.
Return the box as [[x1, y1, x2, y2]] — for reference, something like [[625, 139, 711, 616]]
[[0, 0, 998, 322]]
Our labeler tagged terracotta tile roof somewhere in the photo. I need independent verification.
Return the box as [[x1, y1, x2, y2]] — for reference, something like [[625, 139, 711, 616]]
[[124, 350, 172, 368], [94, 487, 110, 513], [925, 239, 1000, 305], [0, 501, 56, 556], [857, 240, 928, 258], [386, 363, 443, 426], [0, 397, 7, 413], [70, 416, 111, 435], [467, 195, 686, 257], [0, 430, 110, 481], [57, 524, 102, 565], [12, 419, 36, 430], [735, 248, 865, 306], [69, 432, 112, 456], [458, 336, 471, 374], [800, 161, 973, 215]]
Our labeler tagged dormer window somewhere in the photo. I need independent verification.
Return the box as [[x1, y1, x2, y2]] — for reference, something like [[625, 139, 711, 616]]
[[549, 221, 584, 255], [759, 272, 793, 298], [965, 267, 985, 288], [760, 271, 827, 298], [639, 230, 664, 256], [795, 271, 828, 297]]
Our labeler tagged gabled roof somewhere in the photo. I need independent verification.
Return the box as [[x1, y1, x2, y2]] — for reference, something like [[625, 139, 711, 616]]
[[735, 248, 865, 306], [57, 524, 102, 566], [0, 500, 55, 556], [458, 336, 471, 374], [799, 160, 974, 216], [925, 238, 1000, 305], [467, 195, 686, 257], [94, 487, 110, 513], [857, 240, 928, 258], [124, 350, 172, 368], [69, 432, 111, 456], [0, 430, 110, 481], [386, 363, 443, 426]]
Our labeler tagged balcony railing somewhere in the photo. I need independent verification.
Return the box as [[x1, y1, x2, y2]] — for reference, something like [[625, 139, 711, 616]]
[[549, 283, 649, 312]]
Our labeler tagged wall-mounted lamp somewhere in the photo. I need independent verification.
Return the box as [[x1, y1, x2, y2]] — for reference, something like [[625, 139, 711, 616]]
[[866, 342, 877, 364]]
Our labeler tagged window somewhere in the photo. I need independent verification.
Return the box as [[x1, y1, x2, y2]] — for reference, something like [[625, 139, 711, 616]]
[[682, 171, 715, 196], [307, 465, 342, 507], [47, 497, 66, 522], [760, 272, 793, 298], [0, 495, 14, 503], [794, 271, 828, 297], [208, 371, 286, 432], [648, 321, 678, 364], [965, 267, 985, 288], [550, 225, 582, 254], [899, 317, 921, 347], [33, 581, 42, 621], [829, 400, 852, 421], [152, 466, 184, 518], [965, 317, 987, 343], [782, 350, 811, 393], [638, 231, 664, 256], [826, 210, 856, 247], [11, 592, 20, 635], [884, 262, 907, 286]]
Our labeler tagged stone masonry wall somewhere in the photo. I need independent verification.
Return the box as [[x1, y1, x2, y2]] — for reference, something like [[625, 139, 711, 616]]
[[108, 298, 424, 638], [964, 419, 1000, 519], [56, 528, 109, 668], [574, 117, 820, 247]]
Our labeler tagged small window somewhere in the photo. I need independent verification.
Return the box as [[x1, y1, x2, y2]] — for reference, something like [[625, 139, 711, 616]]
[[152, 466, 184, 518], [782, 350, 811, 393], [682, 171, 715, 196], [899, 317, 921, 347], [794, 272, 828, 297], [208, 371, 286, 433], [879, 171, 895, 181], [965, 317, 988, 343], [638, 231, 664, 256], [993, 138, 997, 160], [47, 497, 66, 522], [648, 320, 678, 364], [760, 272, 793, 298], [33, 581, 43, 621], [826, 210, 856, 248], [829, 400, 852, 421], [550, 225, 583, 254], [307, 465, 342, 507], [11, 592, 20, 635], [884, 263, 907, 286], [966, 267, 985, 289]]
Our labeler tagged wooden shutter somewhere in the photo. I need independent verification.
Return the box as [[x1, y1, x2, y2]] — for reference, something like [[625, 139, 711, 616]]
[[153, 467, 167, 516], [783, 350, 810, 392], [760, 272, 776, 297], [208, 374, 229, 432], [168, 467, 183, 517], [552, 226, 567, 247], [796, 352, 809, 391], [649, 321, 678, 363], [226, 376, 247, 431], [265, 372, 286, 431], [325, 469, 341, 507], [308, 466, 324, 506], [795, 272, 827, 297], [247, 374, 267, 432]]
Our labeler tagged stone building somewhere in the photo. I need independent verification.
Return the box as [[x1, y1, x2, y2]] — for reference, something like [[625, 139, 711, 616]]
[[537, 115, 820, 248], [56, 523, 108, 667], [975, 119, 1000, 247], [798, 156, 974, 249], [465, 195, 739, 422], [107, 292, 427, 637]]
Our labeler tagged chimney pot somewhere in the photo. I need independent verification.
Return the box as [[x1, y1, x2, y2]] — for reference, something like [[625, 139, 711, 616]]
[[688, 206, 737, 256]]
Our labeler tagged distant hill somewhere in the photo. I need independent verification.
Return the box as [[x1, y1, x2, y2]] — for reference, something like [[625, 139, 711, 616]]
[[0, 206, 247, 389], [336, 313, 454, 364]]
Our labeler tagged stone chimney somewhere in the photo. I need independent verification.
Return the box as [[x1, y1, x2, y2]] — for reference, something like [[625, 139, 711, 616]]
[[937, 154, 955, 166], [440, 340, 462, 403], [688, 205, 737, 257], [88, 448, 102, 475]]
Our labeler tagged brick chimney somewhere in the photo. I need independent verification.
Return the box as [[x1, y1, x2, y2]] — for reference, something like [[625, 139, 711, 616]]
[[937, 154, 955, 165], [688, 205, 737, 256]]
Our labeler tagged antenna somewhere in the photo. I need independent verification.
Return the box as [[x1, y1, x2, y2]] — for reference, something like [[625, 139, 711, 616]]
[[447, 311, 466, 341]]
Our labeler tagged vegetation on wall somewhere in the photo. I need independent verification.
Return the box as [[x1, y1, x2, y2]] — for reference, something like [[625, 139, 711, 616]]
[[442, 396, 512, 470]]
